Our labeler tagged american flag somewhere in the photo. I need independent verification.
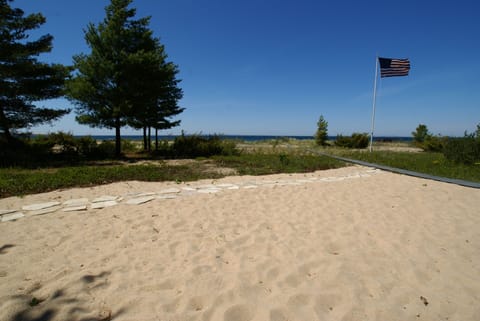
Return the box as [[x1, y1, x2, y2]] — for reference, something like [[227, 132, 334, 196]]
[[378, 57, 410, 78]]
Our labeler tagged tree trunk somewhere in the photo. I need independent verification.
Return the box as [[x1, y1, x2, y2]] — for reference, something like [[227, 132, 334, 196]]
[[143, 127, 147, 151], [155, 128, 158, 151], [0, 107, 13, 144], [115, 117, 121, 157], [147, 126, 151, 152]]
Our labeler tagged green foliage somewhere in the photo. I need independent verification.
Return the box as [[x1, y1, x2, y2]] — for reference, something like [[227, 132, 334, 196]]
[[315, 115, 328, 146], [334, 133, 369, 148], [422, 135, 446, 152], [121, 139, 139, 153], [67, 0, 183, 157], [213, 154, 344, 176], [412, 124, 430, 146], [411, 124, 446, 152], [32, 132, 78, 154], [0, 164, 224, 198], [279, 154, 289, 167], [171, 133, 239, 158], [443, 135, 480, 165], [76, 136, 98, 157], [339, 150, 480, 183], [0, 0, 70, 141]]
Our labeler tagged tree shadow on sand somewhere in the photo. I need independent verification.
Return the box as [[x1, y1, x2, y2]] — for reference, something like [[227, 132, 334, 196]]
[[0, 244, 16, 255], [8, 270, 127, 321]]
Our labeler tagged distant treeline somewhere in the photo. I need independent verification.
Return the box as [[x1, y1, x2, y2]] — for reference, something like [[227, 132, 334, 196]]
[[31, 135, 414, 143]]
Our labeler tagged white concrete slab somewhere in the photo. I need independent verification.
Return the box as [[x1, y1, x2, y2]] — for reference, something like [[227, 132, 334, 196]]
[[216, 184, 238, 188], [130, 192, 156, 197], [91, 201, 118, 209], [22, 201, 61, 211], [158, 188, 181, 194], [126, 196, 156, 205], [197, 188, 221, 194], [28, 206, 62, 216], [1, 212, 25, 222], [63, 198, 89, 206], [92, 195, 118, 203], [62, 205, 88, 212], [157, 195, 177, 200], [0, 209, 17, 215]]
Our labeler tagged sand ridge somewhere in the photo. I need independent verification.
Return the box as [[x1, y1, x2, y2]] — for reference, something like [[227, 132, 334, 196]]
[[1, 166, 479, 321]]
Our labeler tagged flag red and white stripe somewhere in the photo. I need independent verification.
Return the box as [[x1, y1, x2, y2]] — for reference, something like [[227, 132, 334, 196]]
[[378, 57, 410, 77]]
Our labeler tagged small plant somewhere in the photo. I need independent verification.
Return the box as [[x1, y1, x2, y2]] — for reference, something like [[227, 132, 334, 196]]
[[29, 297, 42, 307], [279, 153, 289, 166]]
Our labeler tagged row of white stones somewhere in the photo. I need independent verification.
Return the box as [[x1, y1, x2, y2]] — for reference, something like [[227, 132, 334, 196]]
[[0, 169, 381, 222]]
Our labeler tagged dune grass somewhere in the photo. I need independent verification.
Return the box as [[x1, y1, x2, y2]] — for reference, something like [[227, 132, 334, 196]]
[[336, 150, 480, 183], [2, 137, 479, 198], [213, 153, 344, 176], [0, 154, 346, 198]]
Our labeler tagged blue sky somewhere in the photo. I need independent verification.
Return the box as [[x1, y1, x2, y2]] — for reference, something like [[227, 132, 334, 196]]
[[15, 0, 480, 137]]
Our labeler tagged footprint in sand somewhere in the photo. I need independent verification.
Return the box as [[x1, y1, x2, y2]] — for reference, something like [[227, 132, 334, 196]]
[[287, 293, 311, 307], [282, 272, 302, 288], [157, 278, 176, 290], [186, 295, 207, 312], [270, 308, 290, 321], [223, 304, 255, 321]]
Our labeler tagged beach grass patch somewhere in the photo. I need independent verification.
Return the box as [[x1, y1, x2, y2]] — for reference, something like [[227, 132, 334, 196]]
[[338, 150, 480, 183]]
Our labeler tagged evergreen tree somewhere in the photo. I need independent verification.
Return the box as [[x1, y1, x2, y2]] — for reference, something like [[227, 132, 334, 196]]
[[67, 0, 178, 156], [125, 46, 184, 152], [315, 115, 328, 146], [152, 61, 184, 150], [412, 124, 430, 146], [0, 0, 70, 142]]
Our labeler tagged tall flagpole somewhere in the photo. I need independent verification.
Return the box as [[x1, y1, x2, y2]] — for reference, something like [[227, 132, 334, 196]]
[[369, 55, 379, 152]]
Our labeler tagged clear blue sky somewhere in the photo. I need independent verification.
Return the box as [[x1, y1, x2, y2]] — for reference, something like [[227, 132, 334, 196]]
[[15, 0, 480, 137]]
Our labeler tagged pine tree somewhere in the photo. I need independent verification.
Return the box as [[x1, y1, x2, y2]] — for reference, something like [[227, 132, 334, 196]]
[[0, 0, 70, 142], [125, 45, 184, 152], [315, 115, 328, 146], [68, 0, 183, 156]]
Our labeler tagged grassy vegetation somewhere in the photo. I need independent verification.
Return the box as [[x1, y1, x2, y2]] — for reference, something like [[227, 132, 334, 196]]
[[0, 164, 223, 198], [337, 150, 480, 182], [2, 134, 480, 198], [0, 153, 346, 198], [213, 154, 345, 176]]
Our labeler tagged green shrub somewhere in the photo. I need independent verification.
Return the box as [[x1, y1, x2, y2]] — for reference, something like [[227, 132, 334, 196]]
[[121, 139, 139, 153], [412, 124, 430, 147], [172, 133, 239, 158], [95, 141, 117, 158], [76, 136, 98, 157], [443, 136, 480, 165], [31, 132, 78, 154], [334, 133, 369, 148], [422, 135, 446, 152]]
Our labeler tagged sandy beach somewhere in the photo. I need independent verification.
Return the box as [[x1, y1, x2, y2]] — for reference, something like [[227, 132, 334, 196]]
[[1, 165, 479, 321]]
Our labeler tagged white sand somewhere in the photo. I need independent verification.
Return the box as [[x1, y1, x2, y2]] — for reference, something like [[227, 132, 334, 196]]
[[0, 166, 479, 321]]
